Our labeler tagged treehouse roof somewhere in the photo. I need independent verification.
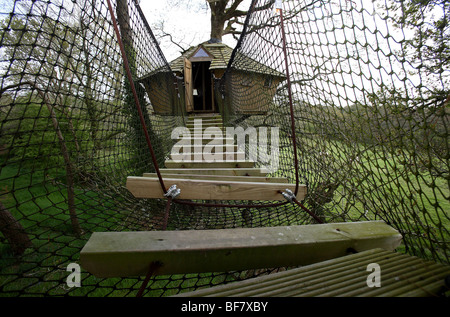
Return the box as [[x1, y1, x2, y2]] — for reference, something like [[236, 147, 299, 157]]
[[169, 41, 286, 79]]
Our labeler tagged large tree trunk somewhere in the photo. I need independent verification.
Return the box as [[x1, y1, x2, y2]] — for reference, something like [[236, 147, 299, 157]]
[[210, 13, 226, 41], [209, 0, 227, 42], [116, 0, 134, 68], [115, 0, 165, 174], [208, 0, 276, 42], [0, 202, 32, 255]]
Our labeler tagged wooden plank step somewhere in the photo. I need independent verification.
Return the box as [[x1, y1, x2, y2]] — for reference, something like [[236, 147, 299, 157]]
[[171, 144, 239, 152], [164, 160, 255, 169], [80, 221, 403, 278], [172, 137, 235, 145], [186, 119, 223, 124], [126, 176, 302, 200], [188, 114, 221, 116], [174, 248, 450, 297], [186, 115, 223, 120], [186, 121, 224, 125], [188, 128, 227, 134], [142, 173, 289, 183], [186, 126, 225, 132], [186, 116, 223, 120], [188, 125, 226, 129], [186, 114, 223, 120], [186, 126, 224, 131], [186, 121, 224, 129], [170, 152, 250, 162], [187, 121, 224, 125], [158, 168, 269, 176]]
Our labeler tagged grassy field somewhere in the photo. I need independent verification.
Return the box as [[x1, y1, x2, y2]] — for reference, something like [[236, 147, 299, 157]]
[[271, 135, 449, 262], [0, 131, 448, 296], [0, 163, 249, 296]]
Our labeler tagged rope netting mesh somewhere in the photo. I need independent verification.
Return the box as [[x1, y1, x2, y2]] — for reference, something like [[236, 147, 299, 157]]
[[0, 0, 448, 296]]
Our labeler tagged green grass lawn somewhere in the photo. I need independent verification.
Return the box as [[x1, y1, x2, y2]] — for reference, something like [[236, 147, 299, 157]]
[[0, 130, 448, 296], [270, 135, 449, 262], [0, 163, 244, 296], [0, 163, 139, 296]]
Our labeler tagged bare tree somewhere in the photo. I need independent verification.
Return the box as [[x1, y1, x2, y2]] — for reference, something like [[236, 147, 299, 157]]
[[150, 0, 326, 53], [149, 0, 255, 51], [208, 0, 251, 41]]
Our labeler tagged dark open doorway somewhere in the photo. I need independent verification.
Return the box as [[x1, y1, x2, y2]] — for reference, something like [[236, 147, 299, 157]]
[[192, 61, 214, 112]]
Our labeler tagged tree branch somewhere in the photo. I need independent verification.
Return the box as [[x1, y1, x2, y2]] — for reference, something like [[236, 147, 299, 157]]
[[153, 20, 188, 53], [0, 81, 82, 237]]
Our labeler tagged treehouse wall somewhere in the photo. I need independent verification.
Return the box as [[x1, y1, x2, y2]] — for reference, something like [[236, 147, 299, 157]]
[[141, 72, 177, 115], [140, 67, 283, 117], [228, 70, 284, 114]]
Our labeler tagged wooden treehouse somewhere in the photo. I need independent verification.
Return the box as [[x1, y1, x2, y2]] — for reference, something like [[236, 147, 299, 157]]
[[139, 41, 286, 115]]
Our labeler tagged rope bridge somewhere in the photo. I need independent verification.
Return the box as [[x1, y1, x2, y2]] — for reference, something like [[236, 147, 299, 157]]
[[0, 0, 449, 297]]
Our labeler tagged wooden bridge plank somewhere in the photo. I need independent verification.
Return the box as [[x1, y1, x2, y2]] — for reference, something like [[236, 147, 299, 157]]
[[158, 168, 269, 176], [164, 160, 255, 169], [142, 173, 289, 183], [80, 221, 403, 278], [170, 153, 251, 162], [173, 248, 450, 297], [172, 137, 234, 145], [126, 176, 303, 200], [171, 144, 239, 153]]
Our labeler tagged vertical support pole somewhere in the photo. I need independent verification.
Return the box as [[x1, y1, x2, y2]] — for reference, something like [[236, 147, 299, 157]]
[[278, 2, 300, 196]]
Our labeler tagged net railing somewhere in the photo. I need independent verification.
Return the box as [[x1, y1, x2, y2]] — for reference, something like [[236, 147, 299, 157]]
[[219, 0, 449, 263], [0, 0, 448, 296]]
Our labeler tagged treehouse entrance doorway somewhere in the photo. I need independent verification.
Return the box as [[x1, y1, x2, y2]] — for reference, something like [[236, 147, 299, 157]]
[[183, 51, 217, 114], [192, 61, 215, 112]]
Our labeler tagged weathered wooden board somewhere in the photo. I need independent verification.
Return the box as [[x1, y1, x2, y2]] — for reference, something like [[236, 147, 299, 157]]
[[142, 173, 289, 183], [186, 119, 224, 124], [172, 137, 235, 145], [171, 144, 239, 153], [80, 221, 403, 278], [170, 152, 250, 162], [174, 248, 450, 297], [126, 176, 302, 200], [158, 168, 269, 176], [164, 160, 255, 169]]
